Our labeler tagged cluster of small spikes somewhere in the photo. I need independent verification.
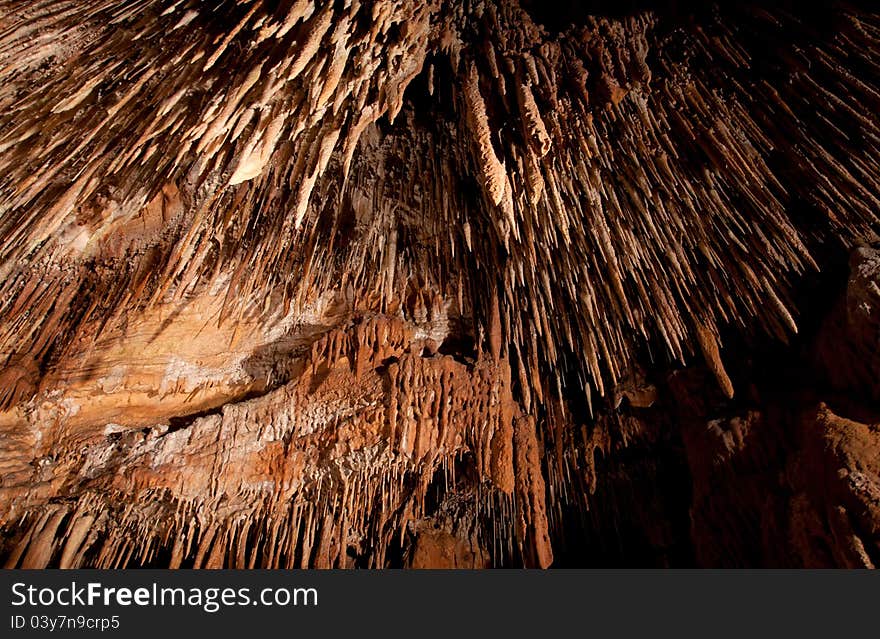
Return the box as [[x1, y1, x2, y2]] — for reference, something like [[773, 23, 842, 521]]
[[2, 1, 878, 412], [0, 0, 879, 566]]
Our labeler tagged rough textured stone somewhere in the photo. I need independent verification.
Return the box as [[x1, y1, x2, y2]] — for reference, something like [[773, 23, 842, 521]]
[[0, 1, 879, 567]]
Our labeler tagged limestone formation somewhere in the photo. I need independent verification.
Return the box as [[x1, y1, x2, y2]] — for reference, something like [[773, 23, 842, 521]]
[[0, 0, 878, 567]]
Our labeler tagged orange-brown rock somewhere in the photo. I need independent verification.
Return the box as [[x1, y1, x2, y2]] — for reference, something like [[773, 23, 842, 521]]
[[1, 0, 879, 567]]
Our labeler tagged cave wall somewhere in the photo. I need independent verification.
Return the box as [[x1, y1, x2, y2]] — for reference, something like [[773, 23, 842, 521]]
[[0, 0, 878, 567]]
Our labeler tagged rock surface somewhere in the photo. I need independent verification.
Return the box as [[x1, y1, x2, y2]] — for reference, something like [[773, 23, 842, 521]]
[[0, 1, 878, 567]]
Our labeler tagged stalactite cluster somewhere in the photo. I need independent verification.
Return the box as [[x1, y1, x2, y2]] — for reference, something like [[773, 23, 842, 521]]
[[1, 1, 878, 567]]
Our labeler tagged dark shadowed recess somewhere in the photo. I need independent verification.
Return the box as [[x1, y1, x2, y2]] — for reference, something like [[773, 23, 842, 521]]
[[520, 0, 869, 31]]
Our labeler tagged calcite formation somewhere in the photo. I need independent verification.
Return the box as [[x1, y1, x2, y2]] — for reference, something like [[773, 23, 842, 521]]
[[0, 0, 878, 567]]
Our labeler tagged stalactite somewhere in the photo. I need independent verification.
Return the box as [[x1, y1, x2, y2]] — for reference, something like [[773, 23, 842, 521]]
[[1, 0, 879, 567]]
